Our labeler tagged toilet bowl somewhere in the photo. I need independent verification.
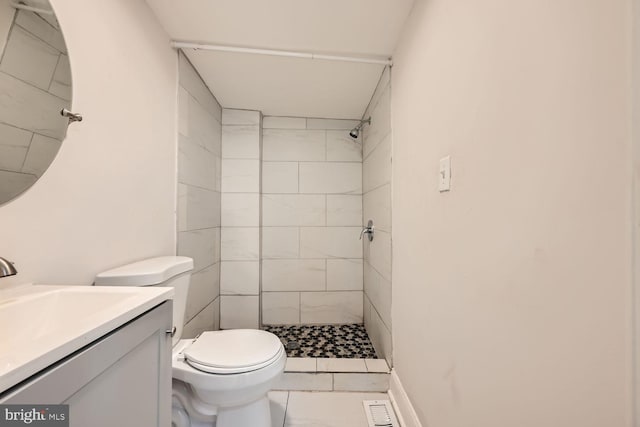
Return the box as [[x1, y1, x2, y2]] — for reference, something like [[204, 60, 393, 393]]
[[172, 331, 286, 427], [95, 257, 285, 427]]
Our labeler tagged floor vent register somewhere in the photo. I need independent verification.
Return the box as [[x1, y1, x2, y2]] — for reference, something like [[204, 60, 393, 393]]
[[362, 400, 400, 427]]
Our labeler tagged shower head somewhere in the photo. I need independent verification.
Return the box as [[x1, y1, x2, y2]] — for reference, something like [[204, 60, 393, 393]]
[[349, 117, 371, 140]]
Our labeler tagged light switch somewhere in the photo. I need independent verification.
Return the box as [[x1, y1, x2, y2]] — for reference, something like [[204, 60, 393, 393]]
[[439, 155, 451, 192]]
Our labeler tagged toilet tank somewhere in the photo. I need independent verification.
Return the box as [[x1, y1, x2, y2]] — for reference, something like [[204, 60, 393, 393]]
[[94, 256, 194, 346]]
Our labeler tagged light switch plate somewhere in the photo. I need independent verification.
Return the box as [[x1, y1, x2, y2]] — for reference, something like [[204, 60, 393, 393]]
[[439, 155, 451, 192]]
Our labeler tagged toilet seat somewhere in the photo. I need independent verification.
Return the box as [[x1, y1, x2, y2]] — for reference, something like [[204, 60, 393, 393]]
[[182, 329, 284, 375]]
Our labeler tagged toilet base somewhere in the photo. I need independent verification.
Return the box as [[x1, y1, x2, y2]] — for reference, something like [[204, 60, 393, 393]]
[[216, 396, 271, 427]]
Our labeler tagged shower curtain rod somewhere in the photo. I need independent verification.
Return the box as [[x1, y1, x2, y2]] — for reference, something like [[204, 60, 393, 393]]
[[171, 41, 393, 66]]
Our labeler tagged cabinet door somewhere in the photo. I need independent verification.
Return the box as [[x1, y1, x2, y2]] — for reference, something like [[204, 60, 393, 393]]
[[0, 301, 172, 427]]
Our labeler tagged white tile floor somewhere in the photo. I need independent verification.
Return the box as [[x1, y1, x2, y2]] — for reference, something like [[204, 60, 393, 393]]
[[269, 390, 389, 427]]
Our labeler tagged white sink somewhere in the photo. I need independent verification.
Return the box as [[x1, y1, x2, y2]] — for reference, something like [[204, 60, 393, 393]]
[[0, 284, 173, 392]]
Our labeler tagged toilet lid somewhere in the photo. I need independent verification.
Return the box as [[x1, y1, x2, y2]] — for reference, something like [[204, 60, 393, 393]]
[[183, 330, 284, 374]]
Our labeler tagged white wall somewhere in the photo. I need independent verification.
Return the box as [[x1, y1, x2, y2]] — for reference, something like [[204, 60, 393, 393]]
[[260, 116, 364, 325], [391, 0, 632, 426], [0, 0, 177, 287], [178, 53, 222, 337], [219, 108, 262, 329], [633, 0, 640, 423], [362, 67, 392, 365]]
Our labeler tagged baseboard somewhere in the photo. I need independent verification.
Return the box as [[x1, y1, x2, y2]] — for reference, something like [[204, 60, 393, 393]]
[[388, 369, 422, 427]]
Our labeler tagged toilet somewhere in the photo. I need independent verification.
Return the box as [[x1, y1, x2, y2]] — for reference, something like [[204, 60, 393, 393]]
[[94, 256, 286, 427]]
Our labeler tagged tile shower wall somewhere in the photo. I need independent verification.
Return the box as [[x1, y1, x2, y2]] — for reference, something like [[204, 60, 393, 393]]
[[0, 9, 71, 201], [261, 116, 364, 325], [362, 67, 393, 365], [220, 109, 261, 329], [177, 53, 222, 337]]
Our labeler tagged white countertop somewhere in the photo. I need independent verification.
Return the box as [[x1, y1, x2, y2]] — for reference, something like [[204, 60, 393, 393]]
[[0, 284, 173, 393]]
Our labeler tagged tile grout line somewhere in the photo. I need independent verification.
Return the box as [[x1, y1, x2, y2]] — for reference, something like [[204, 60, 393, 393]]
[[281, 391, 290, 427], [362, 127, 392, 163]]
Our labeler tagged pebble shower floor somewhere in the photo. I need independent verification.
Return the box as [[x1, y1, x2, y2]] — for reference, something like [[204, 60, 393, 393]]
[[264, 324, 378, 358]]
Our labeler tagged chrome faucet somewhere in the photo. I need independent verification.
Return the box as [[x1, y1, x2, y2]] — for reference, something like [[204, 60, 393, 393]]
[[0, 257, 17, 278]]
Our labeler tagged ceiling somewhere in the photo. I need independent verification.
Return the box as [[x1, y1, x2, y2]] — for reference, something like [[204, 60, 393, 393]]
[[146, 0, 415, 118]]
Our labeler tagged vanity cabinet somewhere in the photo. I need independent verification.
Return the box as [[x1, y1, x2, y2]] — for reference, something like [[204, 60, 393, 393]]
[[0, 301, 172, 427]]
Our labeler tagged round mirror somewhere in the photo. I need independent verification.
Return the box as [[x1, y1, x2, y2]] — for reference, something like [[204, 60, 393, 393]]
[[0, 0, 71, 205]]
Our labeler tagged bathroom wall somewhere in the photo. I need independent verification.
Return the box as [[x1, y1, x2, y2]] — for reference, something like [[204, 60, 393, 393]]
[[177, 52, 222, 338], [0, 0, 177, 286], [260, 116, 363, 325], [362, 67, 392, 365], [634, 0, 640, 421], [0, 8, 71, 202], [219, 108, 261, 329], [391, 0, 631, 425]]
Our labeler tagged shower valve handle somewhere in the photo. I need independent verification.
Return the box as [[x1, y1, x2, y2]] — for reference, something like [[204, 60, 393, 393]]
[[359, 220, 374, 242]]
